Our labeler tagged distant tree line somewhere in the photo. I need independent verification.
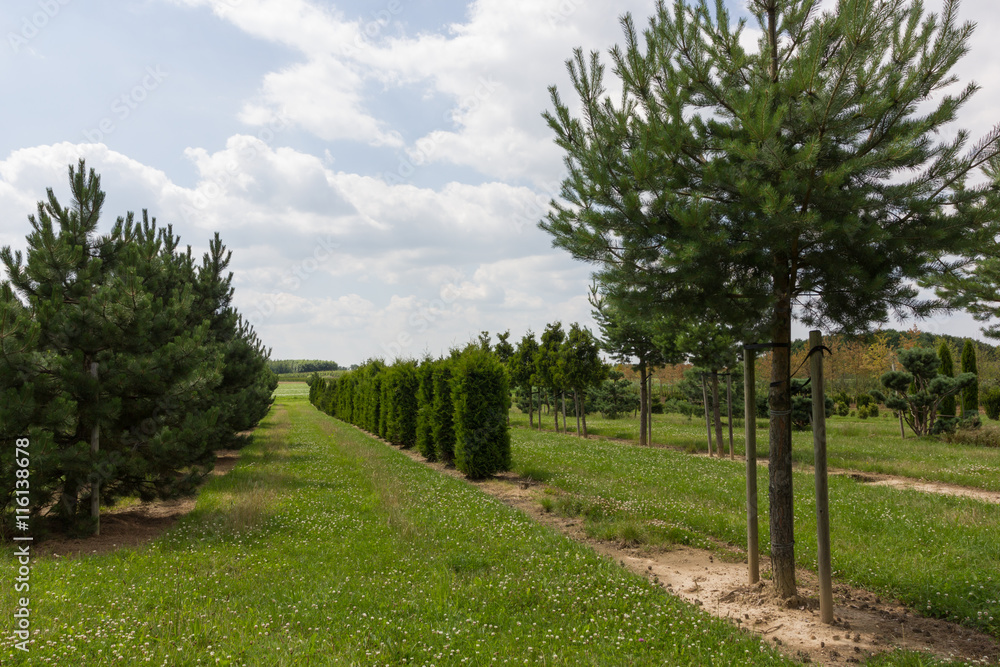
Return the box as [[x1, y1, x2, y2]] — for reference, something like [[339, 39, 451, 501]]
[[269, 359, 341, 375], [0, 162, 277, 536]]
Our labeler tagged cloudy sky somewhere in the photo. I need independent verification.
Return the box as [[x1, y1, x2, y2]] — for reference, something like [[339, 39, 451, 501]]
[[2, 0, 998, 365]]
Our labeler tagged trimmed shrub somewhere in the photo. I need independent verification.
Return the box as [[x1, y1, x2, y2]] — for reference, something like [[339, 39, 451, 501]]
[[451, 346, 511, 479], [855, 393, 873, 408], [982, 386, 1000, 421], [432, 357, 456, 464], [415, 359, 436, 458], [390, 361, 419, 448], [835, 401, 849, 417]]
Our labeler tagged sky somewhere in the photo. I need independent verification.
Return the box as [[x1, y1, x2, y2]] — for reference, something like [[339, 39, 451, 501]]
[[1, 0, 999, 366]]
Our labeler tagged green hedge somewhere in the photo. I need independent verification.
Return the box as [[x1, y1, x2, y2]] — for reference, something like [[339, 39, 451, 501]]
[[452, 347, 512, 479], [308, 348, 510, 479]]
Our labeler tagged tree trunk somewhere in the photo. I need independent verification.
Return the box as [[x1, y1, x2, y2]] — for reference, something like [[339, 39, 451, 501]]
[[561, 391, 567, 432], [529, 386, 534, 428], [712, 370, 724, 457], [638, 359, 648, 447], [582, 398, 588, 438], [769, 273, 797, 599], [574, 390, 582, 437], [554, 389, 559, 432]]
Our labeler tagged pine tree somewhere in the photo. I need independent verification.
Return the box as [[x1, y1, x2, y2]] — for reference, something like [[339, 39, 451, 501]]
[[560, 323, 605, 437], [509, 331, 540, 428], [540, 0, 1000, 597], [534, 322, 567, 433], [961, 339, 979, 415]]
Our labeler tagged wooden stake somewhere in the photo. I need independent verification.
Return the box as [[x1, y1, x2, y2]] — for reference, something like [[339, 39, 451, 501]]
[[744, 349, 759, 584], [810, 331, 834, 624], [90, 361, 100, 536], [726, 373, 734, 459], [702, 373, 713, 456]]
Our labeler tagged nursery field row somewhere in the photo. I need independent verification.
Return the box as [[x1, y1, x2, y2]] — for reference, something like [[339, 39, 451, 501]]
[[509, 409, 1000, 492], [0, 387, 794, 666]]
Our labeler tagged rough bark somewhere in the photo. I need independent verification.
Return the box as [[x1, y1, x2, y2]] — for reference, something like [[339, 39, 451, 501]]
[[769, 270, 797, 598]]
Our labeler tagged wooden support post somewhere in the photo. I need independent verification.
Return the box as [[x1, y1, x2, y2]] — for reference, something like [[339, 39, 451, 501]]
[[726, 373, 734, 459], [810, 331, 834, 624], [701, 373, 713, 456], [744, 349, 759, 584], [90, 361, 100, 536]]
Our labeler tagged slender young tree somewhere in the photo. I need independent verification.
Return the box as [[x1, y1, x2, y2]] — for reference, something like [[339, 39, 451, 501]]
[[540, 0, 1000, 597], [938, 340, 956, 418], [510, 332, 540, 428], [560, 323, 606, 437], [961, 339, 979, 416], [535, 322, 567, 432]]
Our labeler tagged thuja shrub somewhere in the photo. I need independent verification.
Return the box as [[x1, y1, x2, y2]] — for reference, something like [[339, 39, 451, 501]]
[[451, 346, 511, 479], [384, 361, 419, 448], [431, 357, 456, 464], [982, 386, 1000, 421], [415, 359, 436, 459]]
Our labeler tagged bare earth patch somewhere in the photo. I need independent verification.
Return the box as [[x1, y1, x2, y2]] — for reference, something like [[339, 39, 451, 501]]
[[389, 440, 1000, 666], [36, 449, 241, 559]]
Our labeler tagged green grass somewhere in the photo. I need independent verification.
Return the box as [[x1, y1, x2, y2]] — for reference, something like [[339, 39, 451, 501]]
[[511, 409, 1000, 491], [507, 427, 1000, 640], [1, 391, 798, 665]]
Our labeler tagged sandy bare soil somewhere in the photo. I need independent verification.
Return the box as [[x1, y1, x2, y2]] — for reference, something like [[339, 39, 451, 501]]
[[36, 449, 241, 559]]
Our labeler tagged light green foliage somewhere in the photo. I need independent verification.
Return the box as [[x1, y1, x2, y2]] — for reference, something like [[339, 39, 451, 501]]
[[982, 386, 1000, 421], [882, 348, 975, 436], [452, 346, 511, 479]]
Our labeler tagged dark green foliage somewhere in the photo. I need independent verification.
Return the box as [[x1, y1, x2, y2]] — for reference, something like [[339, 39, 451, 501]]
[[882, 348, 976, 436], [383, 361, 419, 448], [415, 359, 436, 459], [961, 340, 979, 416], [982, 386, 1000, 421], [938, 341, 957, 418], [451, 346, 511, 479], [0, 161, 273, 533], [588, 370, 639, 419], [790, 379, 834, 430], [855, 394, 874, 408], [835, 402, 850, 417], [431, 357, 457, 464], [269, 359, 339, 374]]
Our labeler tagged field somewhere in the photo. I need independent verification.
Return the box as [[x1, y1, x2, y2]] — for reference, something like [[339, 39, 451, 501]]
[[513, 407, 1000, 491], [2, 384, 997, 665], [0, 385, 795, 665]]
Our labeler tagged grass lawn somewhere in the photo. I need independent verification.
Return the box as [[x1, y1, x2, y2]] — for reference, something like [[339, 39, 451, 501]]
[[511, 408, 1000, 491], [1, 387, 797, 666], [507, 425, 1000, 639]]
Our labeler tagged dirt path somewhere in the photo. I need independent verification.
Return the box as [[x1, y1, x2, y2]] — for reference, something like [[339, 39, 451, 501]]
[[36, 449, 241, 558], [391, 443, 1000, 666]]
